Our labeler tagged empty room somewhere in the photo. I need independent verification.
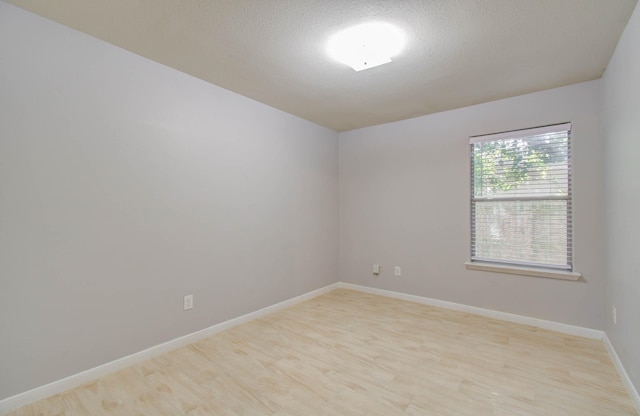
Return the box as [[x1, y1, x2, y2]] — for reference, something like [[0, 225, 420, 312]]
[[1, 0, 639, 415]]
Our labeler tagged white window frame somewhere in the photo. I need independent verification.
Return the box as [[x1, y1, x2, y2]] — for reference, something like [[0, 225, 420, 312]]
[[465, 123, 581, 281]]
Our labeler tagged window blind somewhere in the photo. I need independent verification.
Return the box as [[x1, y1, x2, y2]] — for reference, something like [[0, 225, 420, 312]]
[[470, 123, 572, 270]]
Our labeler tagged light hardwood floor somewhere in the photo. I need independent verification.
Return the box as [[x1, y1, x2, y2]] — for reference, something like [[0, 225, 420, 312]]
[[5, 289, 638, 415]]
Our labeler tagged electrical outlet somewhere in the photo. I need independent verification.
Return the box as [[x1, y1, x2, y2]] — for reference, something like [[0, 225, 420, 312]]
[[184, 294, 193, 311], [613, 306, 617, 325], [394, 266, 401, 276], [373, 264, 380, 275]]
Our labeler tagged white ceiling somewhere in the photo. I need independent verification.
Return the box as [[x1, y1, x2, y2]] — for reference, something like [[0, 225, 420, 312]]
[[6, 0, 638, 132]]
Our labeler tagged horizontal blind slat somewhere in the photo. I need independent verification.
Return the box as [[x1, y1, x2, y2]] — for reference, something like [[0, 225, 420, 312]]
[[469, 122, 572, 144]]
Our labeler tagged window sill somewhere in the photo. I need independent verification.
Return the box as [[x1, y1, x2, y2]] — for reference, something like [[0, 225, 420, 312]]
[[465, 261, 582, 281]]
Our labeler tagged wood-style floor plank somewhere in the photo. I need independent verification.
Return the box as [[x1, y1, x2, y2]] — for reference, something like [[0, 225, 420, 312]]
[[4, 289, 637, 415]]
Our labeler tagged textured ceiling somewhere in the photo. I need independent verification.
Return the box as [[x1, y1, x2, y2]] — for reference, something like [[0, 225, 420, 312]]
[[6, 0, 638, 131]]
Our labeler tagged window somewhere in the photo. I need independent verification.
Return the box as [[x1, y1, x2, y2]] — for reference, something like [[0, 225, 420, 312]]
[[469, 123, 573, 273]]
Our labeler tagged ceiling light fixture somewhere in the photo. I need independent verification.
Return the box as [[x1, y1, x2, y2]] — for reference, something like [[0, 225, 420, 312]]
[[327, 22, 406, 72]]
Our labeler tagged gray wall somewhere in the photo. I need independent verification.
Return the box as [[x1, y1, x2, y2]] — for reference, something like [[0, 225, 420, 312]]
[[603, 1, 640, 393], [0, 3, 339, 399], [339, 80, 605, 329]]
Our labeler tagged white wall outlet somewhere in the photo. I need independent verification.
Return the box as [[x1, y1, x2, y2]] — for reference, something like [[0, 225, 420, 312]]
[[612, 306, 617, 324], [184, 294, 194, 311], [394, 266, 401, 276], [372, 264, 380, 275]]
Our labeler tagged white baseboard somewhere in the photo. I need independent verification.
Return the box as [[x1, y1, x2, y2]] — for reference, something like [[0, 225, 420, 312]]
[[5, 282, 636, 415], [338, 283, 604, 339], [342, 283, 640, 411], [0, 282, 340, 414], [603, 334, 640, 413]]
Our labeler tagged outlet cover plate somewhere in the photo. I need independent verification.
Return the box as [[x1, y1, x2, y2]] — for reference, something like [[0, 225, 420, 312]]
[[184, 294, 194, 310]]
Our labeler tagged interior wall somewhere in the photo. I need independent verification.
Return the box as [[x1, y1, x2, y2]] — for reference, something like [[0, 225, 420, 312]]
[[0, 2, 339, 399], [602, 1, 640, 393], [339, 80, 605, 329]]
